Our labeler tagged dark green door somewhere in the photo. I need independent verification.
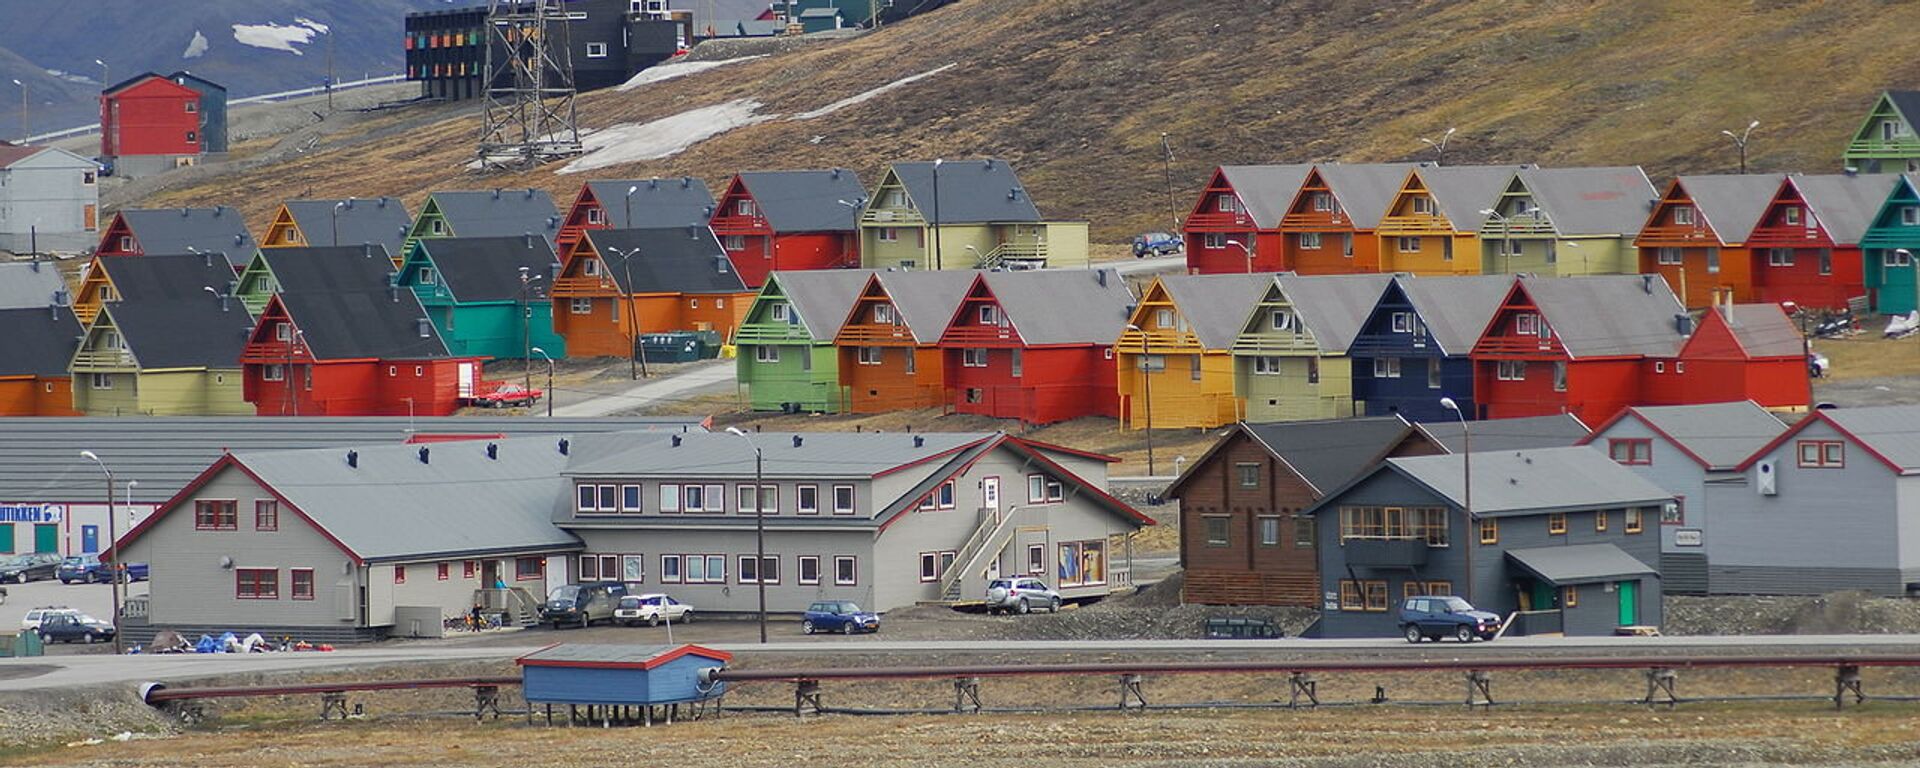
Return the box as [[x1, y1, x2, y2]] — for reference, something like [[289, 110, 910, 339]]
[[33, 524, 57, 554], [1617, 581, 1638, 626], [1529, 581, 1555, 610]]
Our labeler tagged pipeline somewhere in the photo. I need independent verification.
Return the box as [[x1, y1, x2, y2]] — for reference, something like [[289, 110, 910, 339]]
[[141, 676, 520, 706]]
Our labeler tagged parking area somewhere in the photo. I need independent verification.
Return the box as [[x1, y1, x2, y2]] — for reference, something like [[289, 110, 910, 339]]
[[0, 579, 144, 633]]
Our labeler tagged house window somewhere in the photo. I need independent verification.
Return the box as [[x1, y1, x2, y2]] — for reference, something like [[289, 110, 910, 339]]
[[962, 348, 988, 367], [1397, 236, 1421, 252], [1478, 517, 1498, 545], [1428, 358, 1443, 389], [878, 227, 899, 242], [1496, 360, 1526, 381], [586, 208, 605, 225], [1391, 312, 1413, 333], [978, 305, 1001, 325], [570, 298, 592, 315], [1253, 356, 1282, 375], [83, 171, 96, 185], [1656, 247, 1682, 265], [438, 563, 450, 581], [1268, 309, 1292, 331], [90, 373, 114, 390], [1595, 509, 1609, 532], [1257, 516, 1281, 546], [703, 484, 726, 512], [1299, 232, 1322, 250], [1293, 516, 1315, 548], [1819, 249, 1832, 276], [620, 484, 642, 512], [919, 552, 939, 582], [260, 365, 285, 382], [1372, 357, 1401, 379], [418, 267, 437, 285], [1411, 196, 1434, 215], [1552, 361, 1567, 392], [1026, 474, 1064, 503], [1306, 358, 1319, 384], [741, 555, 778, 584], [858, 346, 884, 365], [585, 42, 609, 58], [394, 565, 407, 584], [254, 500, 279, 531], [771, 303, 791, 322], [658, 483, 681, 513], [291, 569, 314, 600], [1903, 207, 1920, 226], [1027, 544, 1045, 574], [516, 557, 544, 580], [1236, 462, 1260, 488], [1608, 438, 1652, 465], [1563, 586, 1579, 608], [1887, 249, 1914, 267], [464, 561, 476, 579], [1797, 440, 1845, 468], [1203, 516, 1230, 547], [1548, 513, 1567, 535], [1662, 498, 1685, 526], [872, 304, 897, 324], [1706, 247, 1721, 273], [1673, 206, 1695, 226], [1311, 192, 1333, 211], [832, 484, 855, 514], [797, 556, 820, 585], [236, 568, 278, 599], [753, 345, 781, 364], [1153, 308, 1175, 329], [1337, 506, 1450, 546], [195, 500, 238, 531], [1215, 193, 1239, 213], [1338, 580, 1389, 612], [1768, 248, 1795, 267], [1203, 232, 1227, 249], [737, 484, 777, 514], [796, 485, 819, 514], [833, 555, 857, 585], [622, 555, 644, 582], [1783, 206, 1801, 226], [1625, 509, 1645, 533], [583, 258, 602, 276]]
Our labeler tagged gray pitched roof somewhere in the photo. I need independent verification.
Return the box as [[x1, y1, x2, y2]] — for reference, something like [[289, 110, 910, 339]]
[[278, 288, 450, 361], [1418, 165, 1534, 233], [1315, 163, 1421, 229], [586, 227, 745, 295], [869, 270, 976, 343], [1383, 446, 1673, 516], [1218, 164, 1315, 229], [0, 417, 705, 502], [1818, 406, 1920, 472], [1517, 275, 1687, 358], [98, 252, 241, 304], [566, 431, 993, 479], [1272, 273, 1396, 353], [1243, 416, 1416, 495], [0, 305, 81, 377], [427, 190, 561, 243], [117, 207, 256, 266], [99, 296, 252, 369], [982, 269, 1135, 345], [0, 262, 70, 309], [1616, 401, 1786, 469], [586, 178, 716, 229], [1156, 274, 1274, 348], [282, 198, 412, 253], [736, 169, 866, 232], [257, 245, 398, 294], [1789, 173, 1905, 245], [413, 236, 560, 303], [1419, 414, 1589, 453], [1673, 174, 1788, 243], [890, 159, 1042, 224], [1505, 543, 1655, 585], [1392, 275, 1514, 355], [770, 269, 874, 341], [1717, 304, 1804, 358], [1514, 167, 1657, 236]]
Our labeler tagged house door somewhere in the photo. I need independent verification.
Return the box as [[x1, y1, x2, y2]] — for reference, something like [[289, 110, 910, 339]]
[[34, 524, 58, 554], [483, 560, 502, 589], [457, 362, 476, 398], [982, 477, 1000, 513], [1617, 581, 1638, 626], [81, 525, 99, 554], [1529, 581, 1555, 611]]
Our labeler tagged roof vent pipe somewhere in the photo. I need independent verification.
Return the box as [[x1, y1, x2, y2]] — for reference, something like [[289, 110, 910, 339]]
[[346, 450, 358, 468], [1642, 274, 1654, 294], [672, 434, 682, 447], [525, 232, 534, 248], [830, 168, 841, 179], [913, 435, 924, 448], [648, 178, 660, 189], [792, 435, 803, 448], [418, 446, 430, 464], [681, 176, 692, 188], [525, 188, 535, 199], [557, 438, 570, 455], [486, 443, 499, 460], [181, 207, 190, 217], [492, 188, 502, 199]]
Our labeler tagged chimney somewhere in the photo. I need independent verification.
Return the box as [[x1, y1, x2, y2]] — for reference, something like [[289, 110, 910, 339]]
[[1674, 313, 1694, 336], [417, 446, 430, 464], [557, 438, 570, 455], [681, 176, 692, 189], [202, 251, 213, 268], [1845, 166, 1859, 177], [792, 435, 803, 448], [389, 285, 400, 303], [28, 260, 39, 273], [830, 168, 842, 179], [671, 434, 682, 447], [913, 435, 924, 448], [346, 450, 358, 468], [486, 442, 498, 460], [524, 232, 534, 248], [1096, 269, 1108, 287], [377, 197, 389, 209], [180, 207, 190, 217], [1641, 274, 1654, 294], [525, 188, 535, 199], [983, 158, 995, 169], [648, 178, 660, 189], [344, 197, 356, 210], [492, 188, 502, 199], [215, 205, 226, 216], [1007, 189, 1020, 200]]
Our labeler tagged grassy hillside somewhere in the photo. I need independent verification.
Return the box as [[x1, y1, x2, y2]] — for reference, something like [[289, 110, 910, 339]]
[[146, 0, 1920, 243]]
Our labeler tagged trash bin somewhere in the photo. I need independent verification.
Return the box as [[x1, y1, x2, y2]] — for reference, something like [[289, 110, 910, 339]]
[[0, 630, 45, 658], [1204, 617, 1280, 640], [638, 333, 705, 363], [690, 330, 723, 360]]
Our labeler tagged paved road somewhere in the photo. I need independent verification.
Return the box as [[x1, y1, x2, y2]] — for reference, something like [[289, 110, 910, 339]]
[[1101, 254, 1187, 277], [547, 360, 735, 418], [0, 580, 144, 632]]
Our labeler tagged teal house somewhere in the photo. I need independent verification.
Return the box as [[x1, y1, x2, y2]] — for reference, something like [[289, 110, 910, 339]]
[[734, 270, 872, 413], [397, 236, 566, 359], [1862, 174, 1920, 316]]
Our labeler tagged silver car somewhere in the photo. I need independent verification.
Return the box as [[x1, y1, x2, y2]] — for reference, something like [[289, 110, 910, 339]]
[[615, 594, 694, 627], [984, 577, 1061, 614]]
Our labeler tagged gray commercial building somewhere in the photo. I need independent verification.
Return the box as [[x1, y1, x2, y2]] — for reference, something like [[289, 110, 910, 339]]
[[0, 143, 100, 254]]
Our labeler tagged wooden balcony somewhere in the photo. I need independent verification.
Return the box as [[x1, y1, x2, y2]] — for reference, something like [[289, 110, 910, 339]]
[[1473, 336, 1564, 356], [69, 349, 135, 370], [942, 325, 1022, 345], [1116, 329, 1201, 352], [1744, 230, 1831, 247], [1186, 212, 1255, 229], [1375, 216, 1449, 236], [838, 324, 917, 344], [1635, 224, 1717, 245], [1845, 138, 1920, 158], [1232, 334, 1322, 355], [1482, 217, 1555, 237], [1280, 212, 1350, 229], [242, 341, 313, 362], [733, 325, 813, 344], [552, 275, 617, 297], [709, 215, 770, 235], [861, 208, 926, 226], [975, 241, 1048, 268]]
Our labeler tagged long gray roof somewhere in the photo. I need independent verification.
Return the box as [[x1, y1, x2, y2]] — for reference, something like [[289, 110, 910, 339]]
[[1218, 164, 1315, 229], [1315, 163, 1421, 229], [868, 270, 976, 343], [1672, 174, 1787, 244], [1243, 416, 1417, 495], [98, 252, 242, 304], [256, 245, 398, 294], [1517, 275, 1687, 358], [1611, 401, 1786, 470], [1717, 304, 1804, 358], [1391, 275, 1515, 355], [1513, 167, 1657, 237], [1418, 165, 1534, 233], [1382, 446, 1673, 517], [117, 207, 257, 267], [983, 269, 1134, 345], [890, 159, 1043, 224], [0, 417, 705, 503], [1418, 413, 1589, 453], [736, 169, 866, 232], [99, 296, 252, 370], [1157, 274, 1275, 348], [585, 227, 745, 295], [412, 236, 560, 303], [0, 305, 81, 377], [566, 431, 993, 479], [1789, 173, 1904, 244], [586, 178, 716, 229], [1506, 543, 1655, 585], [278, 287, 450, 361], [1819, 406, 1920, 472], [1272, 273, 1395, 353], [283, 198, 412, 253], [426, 190, 561, 244], [0, 262, 70, 309], [768, 269, 874, 341]]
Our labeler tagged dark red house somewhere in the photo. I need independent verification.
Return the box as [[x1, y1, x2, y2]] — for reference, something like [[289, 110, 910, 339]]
[[100, 73, 204, 178], [555, 177, 715, 256], [1471, 275, 1688, 426], [94, 206, 257, 269], [242, 288, 482, 417], [1741, 173, 1901, 311], [937, 269, 1133, 424], [710, 169, 866, 287], [1182, 164, 1312, 274], [1646, 301, 1810, 410]]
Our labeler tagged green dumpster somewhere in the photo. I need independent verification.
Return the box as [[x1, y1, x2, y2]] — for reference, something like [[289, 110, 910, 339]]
[[638, 333, 706, 363], [0, 630, 45, 658]]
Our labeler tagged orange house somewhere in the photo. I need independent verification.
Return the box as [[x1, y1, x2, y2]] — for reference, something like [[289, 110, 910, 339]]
[[834, 270, 975, 413], [1633, 175, 1783, 309], [0, 305, 83, 416], [1279, 163, 1418, 275], [551, 226, 753, 358]]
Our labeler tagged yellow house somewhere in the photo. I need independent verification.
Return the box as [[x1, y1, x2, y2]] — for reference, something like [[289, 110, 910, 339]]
[[1116, 274, 1272, 430], [1376, 165, 1530, 276], [260, 198, 412, 256]]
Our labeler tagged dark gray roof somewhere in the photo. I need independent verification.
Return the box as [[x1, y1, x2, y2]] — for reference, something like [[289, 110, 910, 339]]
[[0, 306, 81, 377], [566, 431, 993, 479], [116, 207, 256, 267], [1718, 304, 1804, 358], [426, 190, 561, 243], [278, 288, 450, 361], [1386, 446, 1673, 517], [586, 178, 716, 229], [1789, 173, 1904, 244], [1673, 174, 1788, 243], [769, 269, 874, 341], [1505, 543, 1655, 585], [1418, 414, 1589, 453], [1156, 274, 1274, 349], [1517, 275, 1687, 358], [98, 252, 241, 304], [1884, 91, 1920, 131], [1218, 164, 1315, 229], [1315, 163, 1421, 229], [890, 159, 1042, 224], [585, 227, 745, 295], [1243, 416, 1417, 495], [1418, 165, 1534, 234], [869, 270, 976, 343], [282, 198, 412, 254], [412, 236, 560, 303], [0, 417, 705, 503], [983, 269, 1135, 345], [1272, 273, 1396, 353], [0, 262, 70, 309], [736, 169, 866, 232], [1818, 406, 1920, 472], [1613, 401, 1786, 469], [1513, 167, 1657, 237], [1392, 275, 1514, 355], [99, 297, 252, 369], [257, 245, 398, 294]]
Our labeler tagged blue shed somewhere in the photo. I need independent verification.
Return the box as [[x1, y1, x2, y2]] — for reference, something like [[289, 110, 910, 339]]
[[517, 644, 732, 707]]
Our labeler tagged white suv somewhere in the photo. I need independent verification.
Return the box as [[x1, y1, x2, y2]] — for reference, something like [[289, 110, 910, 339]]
[[984, 578, 1061, 615]]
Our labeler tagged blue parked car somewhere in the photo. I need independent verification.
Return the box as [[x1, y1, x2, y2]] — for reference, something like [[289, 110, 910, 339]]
[[801, 600, 879, 635], [1398, 595, 1501, 643], [1131, 231, 1184, 258], [57, 555, 149, 584]]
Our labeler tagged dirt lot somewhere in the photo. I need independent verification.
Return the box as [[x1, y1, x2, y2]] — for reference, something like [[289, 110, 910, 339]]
[[1810, 334, 1920, 408]]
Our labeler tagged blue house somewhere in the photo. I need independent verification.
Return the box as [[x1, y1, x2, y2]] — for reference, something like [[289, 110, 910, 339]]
[[1349, 275, 1513, 422], [518, 644, 732, 709]]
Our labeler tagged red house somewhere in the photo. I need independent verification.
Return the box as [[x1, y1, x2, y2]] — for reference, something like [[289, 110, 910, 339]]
[[100, 73, 204, 177], [555, 177, 715, 256], [1182, 164, 1312, 274], [1741, 173, 1902, 311], [938, 269, 1133, 424], [1646, 301, 1810, 410], [1471, 275, 1688, 425], [710, 169, 866, 288], [93, 206, 257, 269], [242, 289, 482, 417]]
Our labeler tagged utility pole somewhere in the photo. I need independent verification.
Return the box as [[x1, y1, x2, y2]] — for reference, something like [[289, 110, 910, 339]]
[[478, 0, 582, 168], [1160, 133, 1178, 232], [930, 159, 944, 270], [79, 451, 124, 655], [1441, 397, 1472, 604], [725, 428, 768, 644], [1126, 324, 1155, 475], [326, 27, 336, 113]]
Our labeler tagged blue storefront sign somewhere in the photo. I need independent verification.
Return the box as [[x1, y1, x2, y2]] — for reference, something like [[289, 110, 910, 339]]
[[0, 503, 64, 524]]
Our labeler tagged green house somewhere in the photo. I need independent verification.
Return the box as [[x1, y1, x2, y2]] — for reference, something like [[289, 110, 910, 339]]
[[1232, 273, 1392, 423], [402, 189, 561, 261], [396, 236, 567, 360], [734, 270, 872, 412], [857, 159, 1089, 271], [68, 295, 253, 416], [234, 244, 397, 315], [1843, 91, 1920, 175], [1477, 167, 1655, 277], [1861, 174, 1920, 315]]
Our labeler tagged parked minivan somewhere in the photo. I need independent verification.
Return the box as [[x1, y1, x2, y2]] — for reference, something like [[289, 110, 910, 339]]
[[539, 583, 629, 629]]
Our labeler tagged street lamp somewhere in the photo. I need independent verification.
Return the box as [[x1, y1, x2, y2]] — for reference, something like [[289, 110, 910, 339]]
[[1479, 208, 1535, 275], [1897, 249, 1919, 316], [1225, 238, 1254, 274], [530, 346, 555, 418], [78, 450, 124, 654], [930, 158, 944, 270], [10, 79, 26, 140], [1721, 120, 1759, 175], [124, 479, 138, 532], [515, 266, 544, 390], [1439, 397, 1473, 604], [603, 245, 649, 380], [94, 59, 108, 88], [1420, 127, 1455, 165], [723, 427, 769, 644], [1125, 323, 1155, 476]]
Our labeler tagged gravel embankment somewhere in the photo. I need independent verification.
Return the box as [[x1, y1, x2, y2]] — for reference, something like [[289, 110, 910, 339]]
[[1665, 592, 1920, 636]]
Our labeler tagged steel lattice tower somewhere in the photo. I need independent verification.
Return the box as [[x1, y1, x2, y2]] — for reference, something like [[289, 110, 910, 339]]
[[477, 0, 582, 169]]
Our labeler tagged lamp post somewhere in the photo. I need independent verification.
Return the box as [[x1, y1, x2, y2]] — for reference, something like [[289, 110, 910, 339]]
[[1440, 397, 1473, 604], [515, 266, 543, 390], [124, 479, 138, 532], [95, 59, 109, 89], [1125, 323, 1155, 476], [1225, 238, 1254, 274], [78, 450, 123, 654], [1897, 249, 1918, 317], [1420, 127, 1455, 166], [10, 79, 26, 140], [530, 346, 555, 417], [930, 158, 944, 270], [836, 198, 867, 268], [724, 427, 768, 644], [1721, 120, 1759, 174], [604, 245, 648, 379]]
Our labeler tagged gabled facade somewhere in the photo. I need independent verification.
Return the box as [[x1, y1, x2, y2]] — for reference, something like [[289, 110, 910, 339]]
[[94, 206, 257, 269], [234, 244, 397, 316], [1470, 275, 1688, 425], [1375, 165, 1528, 276], [260, 198, 412, 255], [556, 177, 716, 256], [1348, 275, 1513, 423], [1181, 164, 1312, 274], [68, 296, 253, 417], [1476, 167, 1655, 277], [404, 189, 562, 260], [0, 143, 100, 253], [1232, 273, 1393, 423], [1842, 91, 1920, 175], [0, 305, 82, 416], [938, 270, 1132, 424], [549, 227, 753, 358], [98, 73, 204, 178], [735, 270, 873, 413], [1633, 174, 1783, 309], [1115, 274, 1272, 430], [1648, 302, 1810, 410], [241, 290, 480, 417], [833, 270, 974, 413], [1861, 173, 1920, 315], [74, 250, 241, 325], [398, 236, 568, 359], [710, 169, 865, 287], [167, 72, 228, 156], [1278, 163, 1418, 275], [858, 159, 1089, 271], [1742, 173, 1900, 310]]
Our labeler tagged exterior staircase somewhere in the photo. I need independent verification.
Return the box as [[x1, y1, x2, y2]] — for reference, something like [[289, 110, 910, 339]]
[[474, 587, 541, 627], [939, 506, 1029, 601]]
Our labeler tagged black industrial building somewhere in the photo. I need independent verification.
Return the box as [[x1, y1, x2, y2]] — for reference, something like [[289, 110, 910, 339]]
[[404, 0, 690, 100]]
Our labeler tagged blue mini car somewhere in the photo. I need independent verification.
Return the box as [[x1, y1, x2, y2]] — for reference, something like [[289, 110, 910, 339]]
[[802, 600, 879, 635], [1398, 595, 1501, 643]]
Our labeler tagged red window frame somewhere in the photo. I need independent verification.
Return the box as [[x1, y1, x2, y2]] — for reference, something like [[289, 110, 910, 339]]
[[515, 557, 544, 580], [1796, 440, 1845, 468], [394, 565, 406, 584], [290, 568, 315, 600], [235, 568, 278, 599], [437, 563, 450, 581], [195, 499, 238, 531], [254, 499, 279, 531], [1607, 438, 1652, 465], [463, 560, 476, 579]]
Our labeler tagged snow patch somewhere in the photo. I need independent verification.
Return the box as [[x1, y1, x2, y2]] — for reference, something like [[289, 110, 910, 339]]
[[231, 20, 329, 55], [559, 99, 773, 174], [615, 55, 764, 92], [294, 17, 331, 35], [183, 30, 210, 59], [791, 63, 957, 121]]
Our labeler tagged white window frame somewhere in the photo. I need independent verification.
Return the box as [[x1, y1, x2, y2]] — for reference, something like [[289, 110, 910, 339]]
[[1673, 206, 1695, 226], [858, 346, 884, 365], [831, 484, 856, 515], [833, 555, 858, 586], [659, 483, 681, 513], [1656, 247, 1682, 265], [771, 303, 790, 322], [755, 345, 780, 363], [796, 484, 819, 515], [1768, 248, 1795, 267], [1298, 232, 1322, 250], [962, 348, 988, 368], [797, 555, 821, 585], [1496, 360, 1526, 381], [585, 42, 609, 58], [569, 297, 592, 315], [1398, 236, 1421, 252], [1411, 196, 1434, 215], [1202, 232, 1227, 249], [1253, 356, 1281, 375], [1390, 311, 1412, 333], [1888, 249, 1915, 267], [1372, 357, 1401, 379]]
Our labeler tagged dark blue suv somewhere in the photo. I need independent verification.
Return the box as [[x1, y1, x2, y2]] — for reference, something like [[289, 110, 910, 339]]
[[801, 601, 879, 635], [1398, 595, 1501, 643]]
